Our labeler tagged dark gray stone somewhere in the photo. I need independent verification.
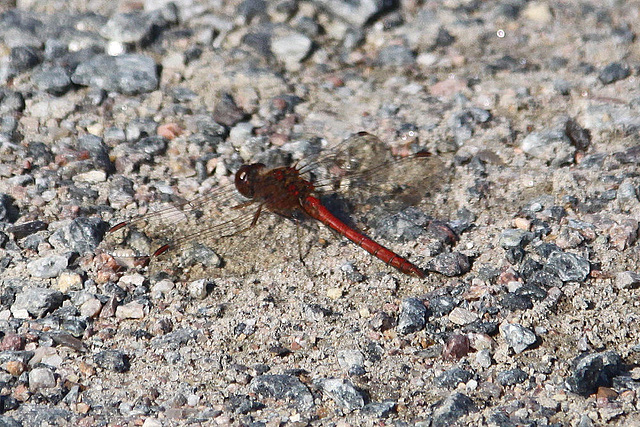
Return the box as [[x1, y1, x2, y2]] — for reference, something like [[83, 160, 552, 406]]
[[237, 0, 268, 22], [432, 392, 476, 427], [566, 351, 623, 396], [319, 378, 365, 413], [436, 367, 474, 389], [544, 251, 590, 282], [49, 217, 109, 255], [32, 65, 71, 95], [150, 328, 198, 350], [565, 118, 591, 151], [373, 207, 428, 242], [99, 11, 166, 44], [314, 0, 393, 27], [249, 374, 314, 411], [362, 400, 395, 418], [599, 62, 630, 85], [71, 54, 158, 94], [426, 252, 471, 277], [397, 297, 427, 335], [497, 368, 528, 386], [0, 89, 25, 114], [0, 351, 34, 365], [77, 134, 112, 172], [11, 287, 64, 318], [499, 293, 533, 311], [428, 295, 456, 317], [9, 46, 42, 73], [94, 350, 130, 373], [0, 194, 17, 222], [133, 136, 168, 156]]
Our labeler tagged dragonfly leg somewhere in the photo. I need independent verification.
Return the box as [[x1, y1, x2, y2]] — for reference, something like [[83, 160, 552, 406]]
[[249, 204, 264, 228], [231, 200, 255, 210]]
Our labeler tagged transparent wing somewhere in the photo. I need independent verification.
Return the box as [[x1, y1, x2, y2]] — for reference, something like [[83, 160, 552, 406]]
[[296, 132, 453, 228]]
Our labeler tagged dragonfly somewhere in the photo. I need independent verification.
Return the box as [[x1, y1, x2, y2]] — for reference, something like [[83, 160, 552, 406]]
[[106, 132, 450, 279]]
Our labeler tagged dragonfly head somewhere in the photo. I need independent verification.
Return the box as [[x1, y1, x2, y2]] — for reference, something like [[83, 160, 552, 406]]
[[235, 163, 266, 198]]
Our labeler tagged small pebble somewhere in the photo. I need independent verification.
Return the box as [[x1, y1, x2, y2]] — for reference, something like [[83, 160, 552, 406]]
[[368, 311, 395, 331], [616, 271, 640, 290], [432, 392, 476, 426], [337, 350, 365, 375], [327, 287, 343, 300], [11, 287, 64, 318], [28, 367, 56, 391], [142, 418, 162, 427], [27, 254, 68, 279], [523, 1, 553, 23], [497, 368, 528, 386], [448, 307, 478, 325], [499, 229, 533, 249], [442, 334, 471, 360], [6, 360, 26, 376], [566, 351, 622, 396], [514, 218, 531, 230], [212, 93, 248, 127], [500, 322, 537, 354], [72, 170, 108, 184], [521, 130, 575, 166], [56, 271, 83, 292], [319, 0, 391, 26], [94, 350, 130, 373], [32, 64, 71, 95], [1, 334, 25, 351], [271, 32, 312, 70], [100, 11, 163, 44], [49, 217, 109, 255], [157, 123, 183, 140], [468, 333, 495, 351], [188, 279, 209, 300], [436, 367, 473, 389], [425, 252, 471, 277], [396, 298, 427, 335], [429, 295, 456, 317], [544, 251, 590, 282], [116, 301, 145, 319], [71, 54, 159, 95], [475, 349, 492, 368], [598, 62, 630, 85], [361, 400, 396, 418], [319, 378, 365, 413], [80, 298, 103, 318], [249, 374, 313, 411]]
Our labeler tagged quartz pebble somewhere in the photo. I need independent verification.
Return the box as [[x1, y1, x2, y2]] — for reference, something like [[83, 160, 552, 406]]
[[500, 322, 537, 354], [28, 367, 56, 391], [616, 271, 640, 289], [115, 301, 145, 319]]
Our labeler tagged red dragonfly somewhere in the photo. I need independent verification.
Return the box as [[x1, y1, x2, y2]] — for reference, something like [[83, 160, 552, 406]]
[[107, 132, 446, 278]]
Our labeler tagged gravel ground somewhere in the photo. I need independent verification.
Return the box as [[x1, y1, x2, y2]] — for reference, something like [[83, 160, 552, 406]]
[[0, 0, 640, 425]]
